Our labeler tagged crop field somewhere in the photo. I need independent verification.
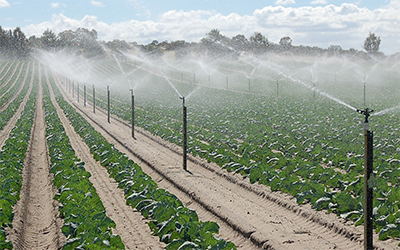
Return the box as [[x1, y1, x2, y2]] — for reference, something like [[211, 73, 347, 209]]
[[0, 51, 400, 249]]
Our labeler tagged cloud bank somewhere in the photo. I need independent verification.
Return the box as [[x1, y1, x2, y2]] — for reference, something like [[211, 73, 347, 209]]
[[22, 1, 400, 54], [0, 0, 9, 8]]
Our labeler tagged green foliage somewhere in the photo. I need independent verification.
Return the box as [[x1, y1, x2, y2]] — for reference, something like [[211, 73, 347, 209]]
[[50, 78, 236, 249], [42, 79, 124, 249], [0, 68, 37, 248]]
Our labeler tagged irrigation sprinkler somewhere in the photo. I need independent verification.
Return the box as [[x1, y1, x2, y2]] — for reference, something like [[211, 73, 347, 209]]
[[356, 107, 374, 250], [72, 82, 74, 98], [248, 78, 251, 92], [180, 96, 187, 170], [130, 89, 135, 139], [276, 80, 279, 99], [84, 84, 86, 107], [107, 86, 110, 123], [313, 81, 316, 101], [226, 75, 228, 90], [93, 85, 95, 114], [193, 73, 196, 84], [77, 84, 80, 102], [208, 75, 211, 85]]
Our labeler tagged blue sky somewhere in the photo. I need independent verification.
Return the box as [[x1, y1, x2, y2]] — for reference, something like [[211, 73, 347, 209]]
[[0, 0, 399, 54]]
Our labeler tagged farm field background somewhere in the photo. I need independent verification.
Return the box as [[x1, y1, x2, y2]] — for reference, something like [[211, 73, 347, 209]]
[[0, 50, 400, 249]]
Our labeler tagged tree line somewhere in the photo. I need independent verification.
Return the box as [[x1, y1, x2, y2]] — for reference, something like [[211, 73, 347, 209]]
[[0, 26, 382, 60]]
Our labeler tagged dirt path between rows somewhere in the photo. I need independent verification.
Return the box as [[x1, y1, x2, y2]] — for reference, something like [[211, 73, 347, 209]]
[[0, 62, 24, 101], [0, 63, 34, 149], [48, 72, 166, 249], [8, 64, 65, 250], [56, 78, 399, 250]]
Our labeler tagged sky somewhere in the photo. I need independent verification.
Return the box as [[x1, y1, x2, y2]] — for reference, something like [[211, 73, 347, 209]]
[[0, 0, 399, 54]]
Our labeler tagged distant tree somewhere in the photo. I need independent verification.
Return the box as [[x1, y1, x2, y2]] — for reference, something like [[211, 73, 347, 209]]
[[106, 39, 132, 52], [328, 45, 342, 54], [231, 34, 249, 51], [40, 29, 58, 51], [363, 32, 381, 53], [11, 27, 30, 58], [200, 29, 233, 58], [250, 32, 268, 54], [279, 36, 292, 49]]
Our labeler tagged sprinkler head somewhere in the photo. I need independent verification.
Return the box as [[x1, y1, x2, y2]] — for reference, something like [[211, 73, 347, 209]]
[[357, 108, 374, 123]]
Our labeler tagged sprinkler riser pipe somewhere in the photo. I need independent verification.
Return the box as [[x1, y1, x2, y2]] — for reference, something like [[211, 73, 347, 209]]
[[93, 85, 95, 114], [107, 86, 110, 123], [84, 85, 86, 107], [131, 91, 135, 138], [183, 105, 187, 170], [364, 129, 373, 250], [77, 84, 79, 102]]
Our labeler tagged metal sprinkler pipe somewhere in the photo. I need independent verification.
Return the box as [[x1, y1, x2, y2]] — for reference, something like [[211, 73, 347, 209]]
[[107, 86, 110, 123], [180, 96, 187, 170], [93, 85, 95, 114], [84, 84, 86, 107], [130, 88, 135, 139], [77, 84, 80, 102], [356, 108, 374, 250]]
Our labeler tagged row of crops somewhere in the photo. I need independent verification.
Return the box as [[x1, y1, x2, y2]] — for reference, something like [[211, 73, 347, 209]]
[[68, 57, 400, 244], [0, 61, 236, 249], [50, 69, 237, 249], [0, 62, 37, 249]]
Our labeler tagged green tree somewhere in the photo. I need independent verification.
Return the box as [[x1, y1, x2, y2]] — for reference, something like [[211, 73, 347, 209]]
[[363, 32, 381, 53], [250, 32, 268, 54]]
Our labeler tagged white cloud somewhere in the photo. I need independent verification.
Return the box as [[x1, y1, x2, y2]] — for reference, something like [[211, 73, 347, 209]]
[[0, 0, 10, 8], [50, 2, 61, 8], [275, 0, 296, 5], [21, 2, 400, 54], [91, 1, 104, 7], [311, 0, 328, 4]]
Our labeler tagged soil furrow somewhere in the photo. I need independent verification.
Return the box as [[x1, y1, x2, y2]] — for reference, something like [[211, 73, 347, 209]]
[[56, 78, 399, 250], [47, 72, 165, 249], [9, 64, 65, 250], [0, 63, 34, 149]]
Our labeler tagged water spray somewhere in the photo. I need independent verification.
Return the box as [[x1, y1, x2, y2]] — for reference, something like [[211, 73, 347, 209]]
[[356, 107, 374, 250], [180, 96, 187, 171], [107, 86, 110, 123], [363, 81, 366, 106], [130, 88, 135, 139]]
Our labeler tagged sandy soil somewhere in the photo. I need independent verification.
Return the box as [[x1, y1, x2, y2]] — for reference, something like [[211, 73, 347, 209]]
[[8, 64, 65, 250], [0, 62, 34, 148], [0, 62, 25, 102], [46, 70, 166, 250], [56, 76, 400, 249], [0, 61, 20, 89]]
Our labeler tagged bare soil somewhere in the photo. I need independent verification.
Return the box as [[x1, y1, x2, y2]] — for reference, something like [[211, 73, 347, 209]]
[[0, 62, 34, 149], [8, 64, 65, 249], [55, 78, 400, 250], [46, 69, 166, 250]]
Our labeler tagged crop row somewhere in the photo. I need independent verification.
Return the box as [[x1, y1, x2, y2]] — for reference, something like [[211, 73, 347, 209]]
[[76, 61, 400, 243], [0, 63, 33, 130], [43, 72, 125, 249], [53, 75, 237, 249], [0, 62, 27, 107], [0, 71, 37, 249]]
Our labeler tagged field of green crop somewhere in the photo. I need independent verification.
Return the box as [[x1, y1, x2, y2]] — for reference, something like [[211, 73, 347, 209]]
[[68, 53, 400, 243], [1, 52, 399, 248]]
